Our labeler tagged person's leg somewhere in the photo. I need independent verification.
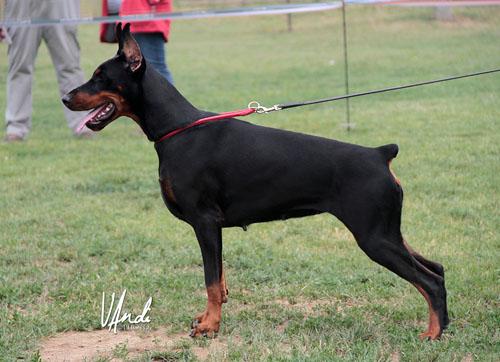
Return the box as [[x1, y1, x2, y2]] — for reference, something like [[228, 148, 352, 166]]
[[5, 1, 42, 139], [42, 0, 90, 135], [133, 32, 174, 84]]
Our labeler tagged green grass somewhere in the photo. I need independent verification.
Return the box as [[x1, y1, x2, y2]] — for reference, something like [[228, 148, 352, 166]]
[[1, 5, 499, 361]]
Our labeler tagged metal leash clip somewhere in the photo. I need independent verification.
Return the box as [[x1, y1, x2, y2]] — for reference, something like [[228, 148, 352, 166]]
[[248, 101, 282, 114]]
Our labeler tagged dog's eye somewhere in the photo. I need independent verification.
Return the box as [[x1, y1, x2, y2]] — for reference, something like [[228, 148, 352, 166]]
[[93, 68, 105, 80], [93, 73, 108, 85]]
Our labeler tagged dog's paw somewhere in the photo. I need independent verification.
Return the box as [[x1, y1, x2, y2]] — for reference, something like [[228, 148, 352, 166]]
[[418, 330, 442, 341], [189, 311, 220, 338]]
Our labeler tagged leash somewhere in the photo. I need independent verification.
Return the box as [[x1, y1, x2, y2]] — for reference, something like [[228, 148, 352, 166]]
[[249, 68, 500, 113], [156, 68, 499, 142]]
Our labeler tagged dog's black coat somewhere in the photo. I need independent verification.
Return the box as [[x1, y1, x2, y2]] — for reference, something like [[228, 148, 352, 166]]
[[157, 119, 398, 229], [63, 23, 448, 339]]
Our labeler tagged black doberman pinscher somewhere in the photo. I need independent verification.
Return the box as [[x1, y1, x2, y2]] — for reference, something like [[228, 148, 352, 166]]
[[62, 23, 448, 339]]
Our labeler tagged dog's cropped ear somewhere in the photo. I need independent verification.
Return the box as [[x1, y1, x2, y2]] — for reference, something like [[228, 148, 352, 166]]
[[119, 23, 143, 73], [116, 22, 124, 52]]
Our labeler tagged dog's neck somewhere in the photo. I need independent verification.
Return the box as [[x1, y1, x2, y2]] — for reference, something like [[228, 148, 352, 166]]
[[135, 66, 205, 142]]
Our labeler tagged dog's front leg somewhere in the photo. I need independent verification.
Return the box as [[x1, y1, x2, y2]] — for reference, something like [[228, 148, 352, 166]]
[[190, 221, 224, 337]]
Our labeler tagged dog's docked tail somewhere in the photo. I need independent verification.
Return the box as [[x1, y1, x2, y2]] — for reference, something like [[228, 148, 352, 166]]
[[377, 143, 399, 162], [378, 144, 401, 185]]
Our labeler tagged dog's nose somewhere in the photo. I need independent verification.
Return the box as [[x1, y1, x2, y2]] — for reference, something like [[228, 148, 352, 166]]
[[61, 93, 72, 107]]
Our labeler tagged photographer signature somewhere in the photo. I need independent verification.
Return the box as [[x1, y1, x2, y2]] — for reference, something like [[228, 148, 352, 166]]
[[101, 289, 152, 333]]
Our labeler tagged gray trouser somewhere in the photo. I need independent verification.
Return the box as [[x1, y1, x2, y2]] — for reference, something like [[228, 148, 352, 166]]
[[5, 0, 87, 137]]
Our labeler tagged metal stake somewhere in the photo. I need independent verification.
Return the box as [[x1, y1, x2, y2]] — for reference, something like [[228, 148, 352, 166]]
[[341, 0, 351, 131]]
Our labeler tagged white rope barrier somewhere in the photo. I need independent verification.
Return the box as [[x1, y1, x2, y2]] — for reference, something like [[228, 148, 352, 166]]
[[383, 0, 500, 7], [1, 1, 499, 28], [1, 2, 342, 28]]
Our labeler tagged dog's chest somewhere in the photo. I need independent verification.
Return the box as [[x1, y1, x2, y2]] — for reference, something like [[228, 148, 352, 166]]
[[159, 177, 184, 220]]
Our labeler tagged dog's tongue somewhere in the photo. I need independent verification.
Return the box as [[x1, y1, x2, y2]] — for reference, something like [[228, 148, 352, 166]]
[[76, 105, 107, 133]]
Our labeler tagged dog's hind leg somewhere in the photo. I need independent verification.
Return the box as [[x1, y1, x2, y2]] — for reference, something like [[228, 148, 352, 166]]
[[356, 232, 447, 340], [338, 175, 447, 340], [403, 239, 449, 328], [189, 220, 225, 338]]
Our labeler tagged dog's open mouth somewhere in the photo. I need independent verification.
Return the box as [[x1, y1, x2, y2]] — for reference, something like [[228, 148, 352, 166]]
[[76, 103, 116, 132]]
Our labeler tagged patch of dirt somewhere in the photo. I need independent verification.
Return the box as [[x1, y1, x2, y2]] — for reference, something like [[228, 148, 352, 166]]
[[272, 298, 338, 334], [39, 327, 187, 361], [191, 338, 229, 361], [39, 327, 239, 362]]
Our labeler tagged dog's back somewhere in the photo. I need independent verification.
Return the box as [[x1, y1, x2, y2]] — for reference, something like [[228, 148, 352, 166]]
[[156, 119, 399, 229]]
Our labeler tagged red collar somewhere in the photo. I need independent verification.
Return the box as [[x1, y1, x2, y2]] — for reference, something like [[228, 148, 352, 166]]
[[155, 108, 255, 143]]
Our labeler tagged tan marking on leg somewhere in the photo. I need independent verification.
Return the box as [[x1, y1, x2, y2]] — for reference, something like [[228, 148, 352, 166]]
[[414, 284, 442, 340], [191, 284, 222, 338]]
